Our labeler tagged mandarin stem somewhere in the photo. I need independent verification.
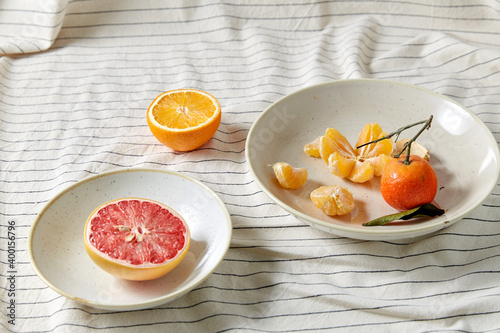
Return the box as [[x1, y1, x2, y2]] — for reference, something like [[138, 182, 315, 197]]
[[355, 118, 429, 149], [395, 115, 433, 164]]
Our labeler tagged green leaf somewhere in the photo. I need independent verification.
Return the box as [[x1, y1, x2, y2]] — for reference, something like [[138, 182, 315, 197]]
[[363, 203, 445, 227]]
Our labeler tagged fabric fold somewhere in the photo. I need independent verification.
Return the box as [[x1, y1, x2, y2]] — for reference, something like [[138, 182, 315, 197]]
[[0, 0, 69, 55]]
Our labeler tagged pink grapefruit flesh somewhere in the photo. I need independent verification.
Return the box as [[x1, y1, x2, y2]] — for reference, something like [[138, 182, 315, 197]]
[[83, 198, 190, 281]]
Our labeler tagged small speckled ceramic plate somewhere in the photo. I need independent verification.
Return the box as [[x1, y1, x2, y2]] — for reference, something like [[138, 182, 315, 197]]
[[246, 79, 500, 241], [28, 168, 232, 311]]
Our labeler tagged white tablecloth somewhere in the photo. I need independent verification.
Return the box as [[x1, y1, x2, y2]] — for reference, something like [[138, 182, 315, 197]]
[[2, 1, 500, 332]]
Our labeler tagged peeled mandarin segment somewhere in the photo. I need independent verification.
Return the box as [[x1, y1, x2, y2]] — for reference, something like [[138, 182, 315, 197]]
[[355, 123, 383, 153], [310, 185, 355, 216], [308, 123, 393, 183], [310, 188, 330, 211], [348, 160, 374, 183], [319, 132, 355, 163], [272, 162, 307, 189], [327, 152, 356, 178], [367, 132, 393, 158], [355, 124, 393, 158], [324, 128, 356, 157], [331, 186, 355, 215], [319, 136, 336, 163], [304, 136, 321, 157], [367, 154, 393, 176]]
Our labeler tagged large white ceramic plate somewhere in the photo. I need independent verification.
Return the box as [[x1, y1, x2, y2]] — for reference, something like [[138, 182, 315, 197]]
[[246, 79, 500, 241], [29, 168, 232, 311]]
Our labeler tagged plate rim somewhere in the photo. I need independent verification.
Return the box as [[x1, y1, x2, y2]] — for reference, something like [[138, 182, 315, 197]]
[[245, 79, 500, 239], [28, 167, 233, 311]]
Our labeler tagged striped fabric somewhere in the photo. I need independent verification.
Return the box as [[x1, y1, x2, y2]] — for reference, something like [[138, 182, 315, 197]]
[[2, 0, 500, 332]]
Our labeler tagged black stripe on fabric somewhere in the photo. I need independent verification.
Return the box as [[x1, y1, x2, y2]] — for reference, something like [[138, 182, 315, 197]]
[[59, 11, 500, 33], [0, 34, 485, 74], [62, 0, 500, 14], [217, 253, 500, 277], [25, 308, 500, 332], [223, 245, 500, 263]]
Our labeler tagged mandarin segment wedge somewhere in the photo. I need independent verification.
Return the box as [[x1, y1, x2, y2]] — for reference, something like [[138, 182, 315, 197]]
[[320, 128, 355, 163], [304, 136, 321, 157], [347, 160, 374, 183], [310, 185, 355, 216], [272, 162, 308, 189], [355, 123, 393, 158], [306, 123, 393, 183], [326, 152, 356, 179]]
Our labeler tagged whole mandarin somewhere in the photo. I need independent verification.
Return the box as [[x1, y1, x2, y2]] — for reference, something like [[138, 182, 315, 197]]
[[380, 155, 437, 211]]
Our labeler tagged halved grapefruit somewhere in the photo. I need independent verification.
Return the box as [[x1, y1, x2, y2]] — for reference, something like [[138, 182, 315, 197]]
[[83, 198, 190, 281]]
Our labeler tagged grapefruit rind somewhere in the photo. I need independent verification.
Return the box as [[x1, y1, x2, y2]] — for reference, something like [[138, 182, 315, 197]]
[[83, 197, 190, 281]]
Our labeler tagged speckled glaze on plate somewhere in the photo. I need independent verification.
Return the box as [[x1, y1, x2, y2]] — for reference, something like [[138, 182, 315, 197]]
[[246, 79, 500, 241], [28, 168, 232, 311]]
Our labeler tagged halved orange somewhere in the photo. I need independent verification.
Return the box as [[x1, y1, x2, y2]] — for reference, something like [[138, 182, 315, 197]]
[[147, 89, 221, 151]]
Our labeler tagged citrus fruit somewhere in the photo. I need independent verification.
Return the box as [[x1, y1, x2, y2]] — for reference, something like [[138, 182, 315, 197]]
[[380, 155, 438, 211], [272, 162, 308, 189], [83, 198, 190, 281], [303, 136, 321, 157], [310, 123, 393, 183], [147, 89, 221, 151], [310, 185, 355, 216], [395, 138, 430, 161]]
